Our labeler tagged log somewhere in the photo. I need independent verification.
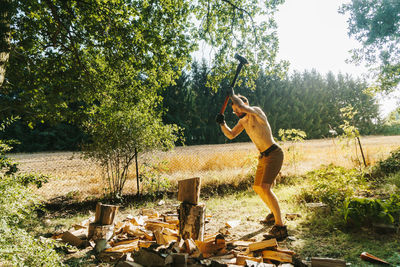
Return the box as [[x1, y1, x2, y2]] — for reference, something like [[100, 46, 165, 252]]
[[236, 255, 263, 265], [61, 231, 84, 247], [262, 250, 292, 263], [178, 202, 206, 241], [248, 239, 278, 252], [360, 252, 390, 265], [88, 223, 114, 241], [178, 177, 201, 205], [94, 202, 119, 225], [311, 257, 346, 267]]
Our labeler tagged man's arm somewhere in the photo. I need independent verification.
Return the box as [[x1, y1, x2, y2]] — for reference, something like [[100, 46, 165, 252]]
[[220, 121, 244, 140], [230, 94, 267, 121]]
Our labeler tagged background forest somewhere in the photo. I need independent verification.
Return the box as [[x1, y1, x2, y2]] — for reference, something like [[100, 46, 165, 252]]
[[1, 61, 397, 152]]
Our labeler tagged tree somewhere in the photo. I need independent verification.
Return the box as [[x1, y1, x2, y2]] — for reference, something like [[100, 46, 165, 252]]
[[340, 0, 400, 93], [3, 0, 285, 196]]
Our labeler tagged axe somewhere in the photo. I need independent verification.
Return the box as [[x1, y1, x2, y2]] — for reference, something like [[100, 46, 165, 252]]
[[219, 54, 249, 115]]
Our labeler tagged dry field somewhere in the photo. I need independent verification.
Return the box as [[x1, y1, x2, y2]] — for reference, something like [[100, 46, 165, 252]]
[[10, 135, 400, 202]]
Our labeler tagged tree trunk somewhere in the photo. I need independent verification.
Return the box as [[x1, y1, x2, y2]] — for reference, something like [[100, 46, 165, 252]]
[[178, 202, 206, 241], [94, 202, 119, 225], [0, 0, 12, 88]]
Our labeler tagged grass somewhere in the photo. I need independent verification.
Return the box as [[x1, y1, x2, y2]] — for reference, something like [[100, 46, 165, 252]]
[[8, 135, 400, 265]]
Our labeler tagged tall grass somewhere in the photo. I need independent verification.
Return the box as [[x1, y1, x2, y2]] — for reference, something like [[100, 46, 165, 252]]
[[9, 135, 400, 201]]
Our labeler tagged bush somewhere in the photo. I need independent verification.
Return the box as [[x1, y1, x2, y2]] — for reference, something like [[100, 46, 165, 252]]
[[297, 164, 368, 207], [0, 176, 63, 266], [343, 194, 400, 228], [373, 148, 400, 177]]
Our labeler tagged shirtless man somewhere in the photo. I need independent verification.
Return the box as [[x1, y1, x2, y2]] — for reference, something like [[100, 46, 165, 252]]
[[215, 93, 287, 241]]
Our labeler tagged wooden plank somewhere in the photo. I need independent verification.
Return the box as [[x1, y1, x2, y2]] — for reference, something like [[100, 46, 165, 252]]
[[178, 177, 201, 205], [236, 255, 263, 265], [61, 231, 84, 247], [311, 257, 346, 267], [262, 250, 292, 263], [248, 239, 278, 252]]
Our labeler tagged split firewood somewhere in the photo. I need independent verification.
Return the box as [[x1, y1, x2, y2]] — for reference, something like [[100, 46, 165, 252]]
[[138, 240, 156, 249], [105, 239, 139, 253], [69, 228, 88, 240], [203, 233, 220, 243], [178, 177, 201, 205], [72, 217, 93, 230], [245, 260, 275, 267], [195, 240, 227, 257], [235, 254, 263, 265], [360, 252, 390, 265], [141, 208, 159, 218], [276, 247, 296, 256], [225, 220, 241, 229], [162, 227, 178, 236], [248, 239, 278, 252], [61, 231, 85, 247], [262, 250, 292, 263], [130, 216, 148, 226], [145, 220, 179, 231], [311, 257, 346, 267], [183, 238, 200, 256], [163, 215, 179, 225], [154, 229, 178, 245]]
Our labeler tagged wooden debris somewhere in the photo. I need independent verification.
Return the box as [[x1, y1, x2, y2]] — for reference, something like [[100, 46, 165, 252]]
[[105, 239, 139, 253], [184, 238, 198, 254], [132, 248, 173, 267], [311, 257, 346, 267], [94, 202, 119, 225], [360, 252, 390, 265], [178, 202, 206, 241], [130, 216, 148, 226], [61, 231, 84, 247], [236, 254, 263, 265], [262, 250, 292, 263], [195, 240, 227, 257], [225, 220, 240, 229], [141, 208, 159, 218], [248, 239, 278, 252], [178, 177, 201, 205], [88, 223, 114, 241]]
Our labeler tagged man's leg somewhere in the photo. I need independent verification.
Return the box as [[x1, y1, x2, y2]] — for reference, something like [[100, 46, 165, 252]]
[[253, 183, 283, 226]]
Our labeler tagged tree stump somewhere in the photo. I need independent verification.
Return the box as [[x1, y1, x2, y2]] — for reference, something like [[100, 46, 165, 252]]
[[94, 202, 119, 225], [178, 202, 205, 241]]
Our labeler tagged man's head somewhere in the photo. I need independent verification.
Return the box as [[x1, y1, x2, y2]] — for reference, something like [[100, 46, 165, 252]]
[[231, 94, 248, 118]]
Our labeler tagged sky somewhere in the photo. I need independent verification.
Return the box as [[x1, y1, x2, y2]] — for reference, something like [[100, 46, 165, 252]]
[[275, 0, 397, 117]]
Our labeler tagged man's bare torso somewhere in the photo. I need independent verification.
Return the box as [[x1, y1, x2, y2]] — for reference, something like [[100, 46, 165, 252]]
[[239, 107, 275, 152]]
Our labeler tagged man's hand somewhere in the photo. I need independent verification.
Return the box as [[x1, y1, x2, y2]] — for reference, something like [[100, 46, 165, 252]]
[[227, 87, 234, 97], [215, 114, 225, 125]]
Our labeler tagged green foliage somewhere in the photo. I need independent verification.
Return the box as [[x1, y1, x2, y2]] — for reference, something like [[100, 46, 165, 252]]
[[297, 165, 368, 207], [343, 194, 400, 227], [278, 128, 306, 171], [139, 160, 172, 197], [0, 176, 63, 266], [339, 105, 359, 140], [340, 0, 400, 93], [373, 148, 400, 176]]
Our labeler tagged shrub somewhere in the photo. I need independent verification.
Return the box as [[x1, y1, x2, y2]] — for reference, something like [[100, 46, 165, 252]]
[[297, 164, 367, 207], [373, 148, 400, 177], [0, 176, 63, 266], [343, 194, 400, 228]]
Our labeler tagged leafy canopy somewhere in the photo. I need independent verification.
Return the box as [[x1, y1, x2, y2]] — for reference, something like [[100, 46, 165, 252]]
[[340, 0, 400, 93]]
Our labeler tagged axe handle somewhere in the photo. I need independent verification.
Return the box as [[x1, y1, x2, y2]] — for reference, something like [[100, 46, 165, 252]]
[[219, 95, 230, 115], [219, 63, 244, 115]]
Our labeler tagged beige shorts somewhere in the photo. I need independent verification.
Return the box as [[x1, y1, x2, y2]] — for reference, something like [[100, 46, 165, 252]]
[[254, 146, 284, 185]]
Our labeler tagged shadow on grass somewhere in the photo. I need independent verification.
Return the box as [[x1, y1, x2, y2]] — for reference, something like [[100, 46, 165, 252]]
[[292, 207, 400, 265], [39, 176, 255, 218]]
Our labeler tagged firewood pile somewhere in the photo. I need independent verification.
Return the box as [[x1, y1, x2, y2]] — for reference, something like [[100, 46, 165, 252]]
[[53, 178, 306, 266], [55, 207, 303, 267]]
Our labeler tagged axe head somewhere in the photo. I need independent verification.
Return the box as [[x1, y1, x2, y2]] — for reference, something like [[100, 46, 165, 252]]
[[234, 53, 249, 65]]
